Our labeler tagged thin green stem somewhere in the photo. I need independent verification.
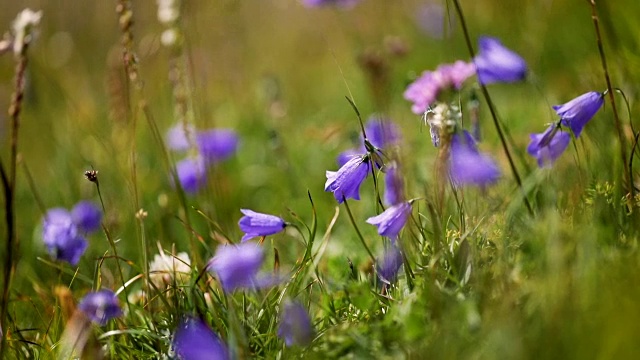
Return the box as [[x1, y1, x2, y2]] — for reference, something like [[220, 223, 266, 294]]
[[451, 0, 533, 216], [342, 197, 376, 264]]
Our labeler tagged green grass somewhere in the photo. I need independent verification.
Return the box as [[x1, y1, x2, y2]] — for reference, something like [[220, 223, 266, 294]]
[[1, 0, 640, 358]]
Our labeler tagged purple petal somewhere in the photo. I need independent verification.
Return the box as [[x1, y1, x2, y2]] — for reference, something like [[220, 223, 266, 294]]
[[42, 209, 87, 266], [366, 202, 412, 239], [553, 91, 604, 137], [383, 162, 404, 206], [175, 156, 207, 194], [238, 209, 286, 242], [527, 125, 571, 167], [78, 289, 122, 325], [377, 245, 403, 284], [474, 36, 527, 85], [197, 129, 239, 164], [167, 123, 197, 151], [278, 301, 314, 347], [208, 243, 265, 292], [324, 155, 370, 203], [173, 317, 229, 360], [449, 131, 501, 186], [404, 61, 475, 114], [70, 201, 102, 233]]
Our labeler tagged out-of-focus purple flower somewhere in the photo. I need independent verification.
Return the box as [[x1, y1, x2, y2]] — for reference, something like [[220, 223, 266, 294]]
[[553, 91, 604, 137], [42, 209, 88, 266], [337, 117, 400, 167], [70, 201, 102, 233], [474, 36, 527, 85], [173, 317, 229, 360], [366, 202, 412, 239], [325, 155, 370, 203], [449, 131, 501, 186], [527, 124, 571, 167], [377, 245, 403, 285], [404, 61, 476, 114], [167, 123, 196, 151], [302, 0, 360, 8], [416, 3, 452, 39], [238, 209, 286, 242], [277, 301, 314, 347], [384, 162, 404, 206], [176, 156, 206, 194], [197, 129, 239, 164], [208, 243, 266, 292], [78, 289, 122, 326]]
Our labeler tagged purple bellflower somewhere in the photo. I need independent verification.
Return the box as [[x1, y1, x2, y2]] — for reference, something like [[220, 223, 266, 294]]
[[176, 156, 207, 194], [383, 161, 404, 206], [366, 202, 412, 239], [527, 124, 571, 167], [404, 60, 476, 114], [337, 117, 400, 167], [70, 201, 102, 233], [42, 208, 88, 266], [209, 243, 278, 292], [377, 245, 403, 285], [449, 131, 501, 187], [278, 301, 314, 347], [167, 123, 196, 151], [78, 289, 122, 326], [303, 0, 360, 8], [238, 209, 286, 242], [325, 155, 370, 203], [197, 129, 239, 164], [553, 91, 604, 137], [173, 317, 229, 360], [474, 36, 527, 85]]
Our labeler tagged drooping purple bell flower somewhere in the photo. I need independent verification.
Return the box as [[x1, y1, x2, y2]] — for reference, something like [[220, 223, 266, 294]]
[[70, 201, 102, 233], [474, 36, 527, 85], [553, 91, 604, 137], [366, 202, 412, 239], [173, 317, 229, 360], [42, 209, 88, 266], [527, 124, 571, 167], [175, 156, 207, 194], [208, 243, 271, 292], [404, 60, 476, 114], [449, 131, 501, 187], [325, 155, 370, 203], [277, 301, 314, 347], [78, 289, 122, 326], [383, 161, 404, 206], [238, 209, 286, 242], [377, 245, 403, 285], [197, 129, 239, 164]]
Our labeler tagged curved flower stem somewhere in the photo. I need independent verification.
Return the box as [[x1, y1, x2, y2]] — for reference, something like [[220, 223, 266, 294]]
[[342, 197, 376, 265], [451, 0, 533, 216], [587, 0, 632, 198]]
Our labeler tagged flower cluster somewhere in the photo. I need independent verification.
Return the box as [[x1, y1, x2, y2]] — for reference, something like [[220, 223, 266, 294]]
[[41, 201, 102, 265], [167, 124, 239, 193]]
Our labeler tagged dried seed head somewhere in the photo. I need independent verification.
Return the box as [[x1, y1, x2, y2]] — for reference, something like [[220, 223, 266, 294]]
[[84, 170, 98, 183]]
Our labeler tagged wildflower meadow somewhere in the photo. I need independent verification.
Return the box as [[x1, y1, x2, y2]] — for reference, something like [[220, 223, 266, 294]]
[[1, 0, 640, 358]]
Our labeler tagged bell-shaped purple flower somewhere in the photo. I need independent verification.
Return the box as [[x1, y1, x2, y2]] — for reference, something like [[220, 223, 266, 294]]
[[377, 245, 403, 285], [238, 209, 286, 242], [383, 162, 404, 206], [208, 243, 265, 292], [176, 156, 206, 194], [404, 61, 476, 114], [553, 91, 604, 137], [197, 129, 239, 164], [173, 317, 229, 360], [325, 155, 370, 203], [78, 289, 122, 326], [167, 123, 196, 151], [527, 125, 571, 167], [449, 131, 501, 187], [42, 209, 88, 266], [366, 202, 412, 239], [474, 36, 527, 85], [70, 201, 102, 233], [337, 117, 400, 167], [277, 301, 314, 347], [303, 0, 360, 8]]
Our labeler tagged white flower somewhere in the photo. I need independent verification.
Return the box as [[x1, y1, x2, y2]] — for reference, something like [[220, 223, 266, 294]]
[[12, 8, 42, 56], [157, 0, 179, 24], [149, 251, 191, 289], [161, 29, 178, 47]]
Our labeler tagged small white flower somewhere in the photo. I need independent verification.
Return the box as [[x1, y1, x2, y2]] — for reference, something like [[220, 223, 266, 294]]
[[161, 29, 178, 47], [148, 251, 191, 289], [12, 8, 42, 56], [157, 0, 179, 24], [423, 102, 460, 147]]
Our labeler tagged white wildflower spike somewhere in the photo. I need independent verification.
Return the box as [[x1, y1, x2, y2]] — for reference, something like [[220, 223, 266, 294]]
[[12, 8, 42, 56]]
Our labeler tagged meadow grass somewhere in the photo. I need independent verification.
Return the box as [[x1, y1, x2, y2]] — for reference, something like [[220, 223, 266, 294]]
[[1, 0, 640, 358]]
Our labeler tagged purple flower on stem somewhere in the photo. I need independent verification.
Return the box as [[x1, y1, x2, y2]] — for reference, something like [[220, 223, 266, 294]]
[[78, 289, 122, 326], [238, 209, 286, 242], [42, 209, 88, 266], [173, 317, 229, 360], [366, 202, 412, 239], [176, 156, 206, 194], [325, 155, 370, 203], [302, 0, 360, 8], [209, 243, 275, 292], [278, 301, 314, 347], [383, 162, 404, 206], [404, 61, 476, 114], [377, 245, 403, 285], [474, 36, 527, 85], [449, 131, 501, 187], [553, 91, 604, 137], [167, 123, 196, 151], [197, 129, 239, 164], [337, 117, 400, 167], [70, 201, 102, 233], [527, 124, 571, 167]]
